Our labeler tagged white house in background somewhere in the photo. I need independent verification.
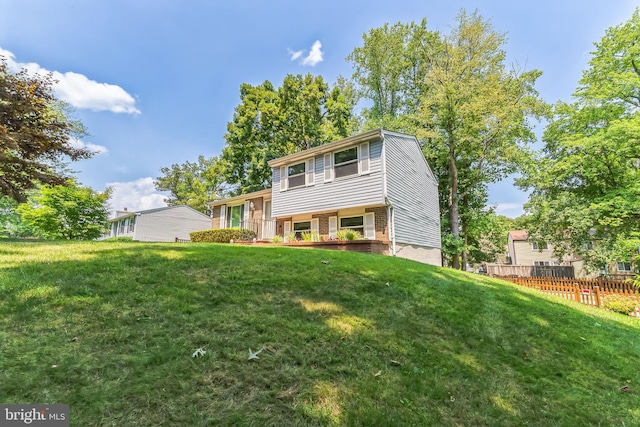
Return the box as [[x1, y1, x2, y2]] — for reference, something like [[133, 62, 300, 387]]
[[209, 129, 442, 266], [105, 205, 211, 242]]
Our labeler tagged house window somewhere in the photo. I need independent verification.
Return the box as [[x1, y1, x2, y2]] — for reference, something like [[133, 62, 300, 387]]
[[287, 162, 306, 188], [534, 261, 551, 266], [226, 205, 244, 228], [118, 220, 125, 234], [293, 221, 311, 239], [531, 241, 549, 251], [339, 216, 364, 235], [581, 241, 594, 251], [334, 147, 358, 178], [617, 262, 632, 272], [128, 216, 135, 233]]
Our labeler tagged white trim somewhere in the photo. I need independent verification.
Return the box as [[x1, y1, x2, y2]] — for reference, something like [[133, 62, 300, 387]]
[[324, 153, 332, 182], [364, 212, 375, 239], [280, 166, 287, 191], [328, 216, 338, 238], [219, 204, 226, 228], [306, 157, 315, 186], [243, 201, 250, 223], [359, 142, 370, 175], [284, 221, 291, 241]]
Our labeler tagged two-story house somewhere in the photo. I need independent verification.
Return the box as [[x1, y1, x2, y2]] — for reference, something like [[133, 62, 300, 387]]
[[209, 129, 442, 266]]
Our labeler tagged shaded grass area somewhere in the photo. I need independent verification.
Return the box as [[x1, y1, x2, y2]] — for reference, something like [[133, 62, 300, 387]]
[[0, 241, 639, 426]]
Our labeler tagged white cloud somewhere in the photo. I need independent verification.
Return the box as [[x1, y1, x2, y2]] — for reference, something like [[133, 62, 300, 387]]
[[68, 137, 108, 155], [106, 177, 167, 213], [0, 47, 140, 115], [494, 203, 525, 218], [288, 40, 323, 66], [302, 40, 323, 66], [288, 48, 303, 61]]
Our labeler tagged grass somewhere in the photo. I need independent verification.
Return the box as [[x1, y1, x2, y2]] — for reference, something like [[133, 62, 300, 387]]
[[0, 240, 638, 426]]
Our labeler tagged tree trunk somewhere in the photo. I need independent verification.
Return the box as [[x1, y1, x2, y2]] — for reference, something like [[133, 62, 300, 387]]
[[449, 143, 461, 270], [461, 216, 468, 270]]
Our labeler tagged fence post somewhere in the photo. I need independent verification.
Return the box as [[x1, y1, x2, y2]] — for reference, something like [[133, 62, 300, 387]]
[[594, 286, 601, 307], [574, 285, 581, 304]]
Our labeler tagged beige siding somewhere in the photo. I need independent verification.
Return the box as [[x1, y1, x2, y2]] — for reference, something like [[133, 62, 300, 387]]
[[510, 240, 560, 266]]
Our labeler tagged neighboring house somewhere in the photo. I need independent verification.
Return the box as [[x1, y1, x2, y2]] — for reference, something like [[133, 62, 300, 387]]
[[507, 230, 566, 267], [104, 205, 211, 242], [209, 129, 442, 266], [506, 230, 635, 279]]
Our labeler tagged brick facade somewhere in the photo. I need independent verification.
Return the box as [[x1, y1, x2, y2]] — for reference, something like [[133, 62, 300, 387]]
[[365, 206, 388, 242], [211, 196, 265, 237]]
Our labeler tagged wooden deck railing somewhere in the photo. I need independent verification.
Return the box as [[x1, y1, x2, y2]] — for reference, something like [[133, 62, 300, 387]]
[[498, 276, 640, 315]]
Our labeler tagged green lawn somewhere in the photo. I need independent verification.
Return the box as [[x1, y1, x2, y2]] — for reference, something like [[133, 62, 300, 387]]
[[0, 240, 638, 426]]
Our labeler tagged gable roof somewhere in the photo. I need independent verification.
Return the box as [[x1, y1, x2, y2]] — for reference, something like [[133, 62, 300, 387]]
[[508, 230, 529, 241], [209, 188, 271, 207], [109, 205, 210, 222]]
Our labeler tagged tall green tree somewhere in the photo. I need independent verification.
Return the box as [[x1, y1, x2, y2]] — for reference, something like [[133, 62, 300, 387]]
[[154, 155, 228, 214], [0, 195, 37, 238], [221, 74, 358, 195], [348, 11, 547, 268], [519, 9, 640, 273], [0, 58, 92, 202], [18, 181, 111, 240]]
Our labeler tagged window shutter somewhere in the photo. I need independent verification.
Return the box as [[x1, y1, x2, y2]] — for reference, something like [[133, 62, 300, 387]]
[[364, 212, 375, 240], [284, 221, 291, 242], [324, 153, 332, 182], [311, 218, 319, 238], [280, 166, 287, 191], [306, 158, 315, 186], [359, 142, 370, 174], [329, 216, 337, 238], [243, 201, 250, 226], [219, 204, 226, 228]]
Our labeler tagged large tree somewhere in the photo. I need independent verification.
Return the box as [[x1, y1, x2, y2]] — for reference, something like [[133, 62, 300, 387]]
[[18, 181, 111, 240], [348, 11, 547, 268], [519, 9, 640, 273], [221, 74, 358, 195], [0, 59, 92, 202], [154, 155, 228, 214]]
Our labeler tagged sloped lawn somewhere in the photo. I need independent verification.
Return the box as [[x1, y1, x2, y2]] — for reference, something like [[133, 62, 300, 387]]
[[0, 240, 638, 426]]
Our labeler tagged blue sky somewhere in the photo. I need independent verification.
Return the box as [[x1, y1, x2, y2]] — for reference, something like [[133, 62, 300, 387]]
[[1, 0, 638, 216]]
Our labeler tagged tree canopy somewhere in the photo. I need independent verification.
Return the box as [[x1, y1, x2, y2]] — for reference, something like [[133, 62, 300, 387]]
[[154, 155, 228, 214], [221, 74, 358, 195], [0, 58, 92, 202], [519, 8, 640, 273], [18, 181, 111, 240], [348, 10, 547, 268]]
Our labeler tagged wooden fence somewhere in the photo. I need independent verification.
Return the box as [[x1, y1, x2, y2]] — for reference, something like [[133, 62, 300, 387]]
[[486, 264, 575, 278], [499, 276, 640, 315]]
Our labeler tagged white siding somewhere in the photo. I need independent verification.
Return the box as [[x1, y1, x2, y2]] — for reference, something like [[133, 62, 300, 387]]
[[133, 206, 212, 242], [383, 132, 441, 251], [272, 139, 384, 217]]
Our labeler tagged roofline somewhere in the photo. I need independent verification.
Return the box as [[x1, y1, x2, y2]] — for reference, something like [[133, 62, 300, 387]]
[[209, 188, 272, 207], [267, 129, 383, 167], [108, 204, 211, 222]]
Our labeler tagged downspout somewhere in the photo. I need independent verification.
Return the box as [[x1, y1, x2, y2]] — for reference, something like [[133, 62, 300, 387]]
[[380, 130, 396, 256]]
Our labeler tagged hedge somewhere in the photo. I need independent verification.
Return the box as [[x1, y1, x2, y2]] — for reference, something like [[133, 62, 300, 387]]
[[189, 228, 257, 243]]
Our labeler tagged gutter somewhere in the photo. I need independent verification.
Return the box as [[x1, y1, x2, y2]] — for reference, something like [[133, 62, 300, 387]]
[[381, 132, 396, 256]]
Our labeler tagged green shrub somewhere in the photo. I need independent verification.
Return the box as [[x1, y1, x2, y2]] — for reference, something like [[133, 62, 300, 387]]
[[602, 294, 638, 315], [189, 228, 257, 243], [300, 231, 320, 242], [285, 232, 297, 243], [101, 236, 133, 242], [271, 235, 283, 243], [335, 229, 362, 241]]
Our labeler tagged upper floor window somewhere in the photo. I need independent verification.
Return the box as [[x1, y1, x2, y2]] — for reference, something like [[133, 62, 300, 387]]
[[617, 261, 632, 272], [288, 162, 306, 188], [334, 147, 358, 179], [531, 241, 549, 251]]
